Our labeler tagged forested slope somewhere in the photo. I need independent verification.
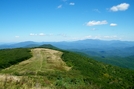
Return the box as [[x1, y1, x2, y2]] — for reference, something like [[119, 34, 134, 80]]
[[62, 51, 134, 89]]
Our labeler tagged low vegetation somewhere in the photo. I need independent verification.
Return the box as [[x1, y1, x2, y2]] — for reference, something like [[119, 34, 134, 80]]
[[0, 45, 134, 89]]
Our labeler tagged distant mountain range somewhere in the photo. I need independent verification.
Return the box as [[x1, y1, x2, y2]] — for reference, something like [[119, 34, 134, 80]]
[[1, 44, 134, 89], [1, 39, 134, 57], [1, 39, 134, 49], [1, 39, 134, 69]]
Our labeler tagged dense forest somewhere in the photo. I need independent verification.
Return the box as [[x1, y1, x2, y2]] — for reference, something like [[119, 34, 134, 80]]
[[0, 48, 32, 69], [89, 56, 134, 70], [71, 48, 134, 70], [61, 51, 134, 89]]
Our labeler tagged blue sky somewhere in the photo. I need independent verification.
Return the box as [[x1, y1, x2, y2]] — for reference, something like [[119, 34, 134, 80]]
[[0, 0, 133, 42]]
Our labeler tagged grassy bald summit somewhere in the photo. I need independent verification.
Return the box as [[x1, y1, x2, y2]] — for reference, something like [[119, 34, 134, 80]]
[[0, 45, 134, 89]]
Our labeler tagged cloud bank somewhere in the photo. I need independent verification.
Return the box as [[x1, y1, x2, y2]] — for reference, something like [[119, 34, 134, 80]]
[[30, 33, 45, 36], [87, 20, 108, 26], [39, 33, 45, 36], [110, 23, 117, 26], [69, 3, 75, 5]]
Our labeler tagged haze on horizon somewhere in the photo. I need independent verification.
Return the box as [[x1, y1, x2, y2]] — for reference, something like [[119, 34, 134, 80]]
[[0, 0, 134, 43]]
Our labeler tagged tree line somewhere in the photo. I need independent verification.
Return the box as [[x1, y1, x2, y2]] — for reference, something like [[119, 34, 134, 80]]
[[0, 48, 32, 69]]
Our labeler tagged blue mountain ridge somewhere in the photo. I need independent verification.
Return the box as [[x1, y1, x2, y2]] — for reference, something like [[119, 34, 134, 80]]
[[1, 39, 134, 69]]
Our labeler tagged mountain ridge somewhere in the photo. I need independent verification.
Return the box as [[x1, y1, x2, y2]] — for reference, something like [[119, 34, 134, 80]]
[[0, 39, 134, 69], [1, 39, 134, 49], [0, 46, 134, 89]]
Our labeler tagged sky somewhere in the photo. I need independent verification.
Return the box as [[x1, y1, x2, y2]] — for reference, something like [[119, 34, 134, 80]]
[[0, 0, 134, 42]]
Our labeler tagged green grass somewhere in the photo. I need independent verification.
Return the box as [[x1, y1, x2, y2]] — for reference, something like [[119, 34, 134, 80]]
[[0, 47, 134, 89], [1, 48, 98, 89]]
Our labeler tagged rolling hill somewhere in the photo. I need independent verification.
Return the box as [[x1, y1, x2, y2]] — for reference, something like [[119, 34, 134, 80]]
[[0, 45, 134, 89]]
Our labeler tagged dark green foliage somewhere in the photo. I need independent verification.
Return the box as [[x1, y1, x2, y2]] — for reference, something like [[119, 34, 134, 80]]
[[38, 44, 60, 50], [61, 51, 134, 89], [71, 48, 134, 70], [0, 48, 32, 69], [89, 56, 134, 70]]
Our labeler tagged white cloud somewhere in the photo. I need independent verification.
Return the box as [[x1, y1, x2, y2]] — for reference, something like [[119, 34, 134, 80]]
[[30, 33, 39, 36], [79, 35, 92, 40], [57, 5, 62, 8], [87, 20, 108, 26], [69, 2, 75, 5], [39, 33, 45, 36], [110, 23, 117, 26], [94, 36, 101, 39], [84, 35, 120, 40], [103, 35, 118, 39], [15, 36, 19, 38], [110, 3, 130, 12], [84, 35, 92, 39], [30, 33, 35, 36], [30, 33, 45, 36]]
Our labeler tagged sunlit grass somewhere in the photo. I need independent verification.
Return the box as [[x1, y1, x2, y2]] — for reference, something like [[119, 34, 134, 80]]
[[0, 48, 92, 89], [1, 48, 130, 89]]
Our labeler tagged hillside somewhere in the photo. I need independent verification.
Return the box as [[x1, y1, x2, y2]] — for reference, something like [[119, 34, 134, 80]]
[[0, 48, 32, 69], [0, 47, 134, 89]]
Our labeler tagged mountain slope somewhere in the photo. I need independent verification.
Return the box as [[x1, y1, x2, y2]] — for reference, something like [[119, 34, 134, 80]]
[[70, 47, 134, 69], [0, 47, 134, 89], [62, 51, 134, 89], [0, 48, 32, 69], [0, 48, 95, 89]]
